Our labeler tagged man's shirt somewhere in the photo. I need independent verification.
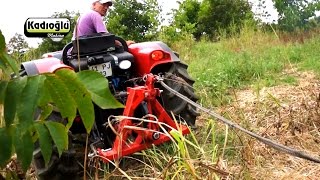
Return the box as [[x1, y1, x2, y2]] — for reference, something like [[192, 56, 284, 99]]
[[72, 10, 108, 40]]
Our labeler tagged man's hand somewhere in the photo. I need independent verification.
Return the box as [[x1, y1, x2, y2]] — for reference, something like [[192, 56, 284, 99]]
[[115, 40, 135, 47], [126, 40, 135, 46]]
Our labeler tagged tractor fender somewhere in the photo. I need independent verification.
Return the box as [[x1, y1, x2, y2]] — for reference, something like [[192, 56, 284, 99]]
[[21, 57, 74, 76], [128, 41, 181, 76]]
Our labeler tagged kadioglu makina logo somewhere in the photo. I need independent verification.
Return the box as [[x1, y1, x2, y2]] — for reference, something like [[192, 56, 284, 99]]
[[24, 18, 71, 39]]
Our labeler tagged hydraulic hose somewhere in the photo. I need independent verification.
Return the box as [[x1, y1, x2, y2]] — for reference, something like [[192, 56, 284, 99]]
[[159, 79, 320, 164]]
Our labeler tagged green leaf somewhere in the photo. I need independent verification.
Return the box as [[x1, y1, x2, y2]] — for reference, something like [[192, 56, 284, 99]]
[[170, 129, 186, 157], [4, 76, 27, 127], [30, 125, 38, 142], [56, 69, 95, 133], [0, 30, 16, 77], [37, 75, 52, 107], [44, 73, 77, 121], [34, 123, 52, 167], [0, 30, 5, 52], [17, 75, 44, 128], [36, 75, 54, 121], [0, 29, 19, 75], [14, 126, 33, 172], [0, 54, 8, 73], [37, 104, 54, 121], [3, 52, 19, 76], [45, 121, 68, 157], [0, 81, 8, 104], [0, 127, 13, 168], [77, 70, 124, 109]]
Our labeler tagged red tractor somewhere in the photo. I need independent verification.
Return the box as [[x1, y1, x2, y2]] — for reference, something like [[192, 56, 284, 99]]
[[18, 33, 199, 179]]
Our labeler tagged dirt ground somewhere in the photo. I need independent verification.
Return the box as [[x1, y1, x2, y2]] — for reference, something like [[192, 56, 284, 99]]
[[2, 68, 320, 180], [214, 68, 320, 179]]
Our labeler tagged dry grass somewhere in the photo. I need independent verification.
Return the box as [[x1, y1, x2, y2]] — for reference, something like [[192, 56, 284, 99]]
[[215, 68, 320, 179], [220, 24, 281, 54], [2, 27, 320, 179]]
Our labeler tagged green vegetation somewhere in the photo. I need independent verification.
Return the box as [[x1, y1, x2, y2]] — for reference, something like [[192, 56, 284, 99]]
[[106, 0, 161, 42], [0, 29, 123, 177], [164, 24, 320, 108], [2, 0, 320, 179], [107, 27, 320, 179]]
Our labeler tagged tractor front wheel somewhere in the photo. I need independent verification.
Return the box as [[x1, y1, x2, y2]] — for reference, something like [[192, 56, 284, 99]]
[[32, 112, 82, 180]]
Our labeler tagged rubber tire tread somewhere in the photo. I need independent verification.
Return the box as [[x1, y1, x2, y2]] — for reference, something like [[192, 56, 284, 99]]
[[159, 62, 200, 127], [32, 112, 81, 180]]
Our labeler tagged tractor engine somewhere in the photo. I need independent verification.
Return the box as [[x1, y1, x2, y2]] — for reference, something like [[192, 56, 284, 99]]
[[63, 33, 142, 144], [66, 33, 136, 94]]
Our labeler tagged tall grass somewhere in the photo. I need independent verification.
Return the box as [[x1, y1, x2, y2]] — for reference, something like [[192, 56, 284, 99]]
[[174, 24, 320, 107], [2, 22, 320, 179], [160, 25, 320, 179], [99, 118, 238, 180], [94, 25, 320, 179]]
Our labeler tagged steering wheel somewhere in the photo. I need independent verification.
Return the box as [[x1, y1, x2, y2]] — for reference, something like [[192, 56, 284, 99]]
[[115, 35, 129, 52], [61, 35, 129, 65], [62, 42, 73, 65]]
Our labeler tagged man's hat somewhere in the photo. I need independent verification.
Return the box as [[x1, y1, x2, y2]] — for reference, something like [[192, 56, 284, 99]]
[[93, 0, 113, 6]]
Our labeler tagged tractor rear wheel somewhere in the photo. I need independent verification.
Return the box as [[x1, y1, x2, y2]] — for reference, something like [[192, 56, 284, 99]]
[[32, 112, 82, 180], [156, 62, 200, 128]]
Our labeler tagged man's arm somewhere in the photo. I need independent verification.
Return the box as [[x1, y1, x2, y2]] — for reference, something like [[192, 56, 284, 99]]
[[91, 12, 135, 47], [91, 12, 108, 33]]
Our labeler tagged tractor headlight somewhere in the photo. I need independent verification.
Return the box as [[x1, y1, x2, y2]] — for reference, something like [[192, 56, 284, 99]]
[[119, 60, 131, 70]]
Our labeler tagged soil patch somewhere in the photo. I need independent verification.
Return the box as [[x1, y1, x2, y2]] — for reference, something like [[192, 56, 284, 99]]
[[216, 69, 320, 179]]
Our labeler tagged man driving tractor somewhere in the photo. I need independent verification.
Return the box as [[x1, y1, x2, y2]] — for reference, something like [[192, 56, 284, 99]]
[[72, 0, 135, 46]]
